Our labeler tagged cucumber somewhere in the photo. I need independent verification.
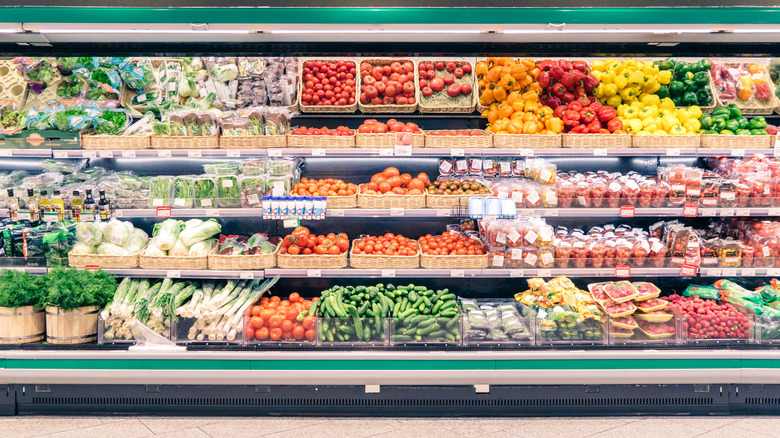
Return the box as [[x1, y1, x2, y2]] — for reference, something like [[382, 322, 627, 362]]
[[428, 329, 447, 338], [391, 334, 412, 342], [414, 285, 427, 292], [347, 305, 363, 341], [440, 300, 457, 310], [439, 293, 456, 302], [432, 300, 444, 314], [408, 291, 418, 302], [418, 318, 436, 328], [410, 315, 429, 324], [308, 299, 319, 316]]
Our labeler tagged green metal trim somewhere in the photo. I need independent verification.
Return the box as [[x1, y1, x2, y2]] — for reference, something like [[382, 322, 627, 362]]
[[4, 359, 250, 370], [1, 7, 780, 25]]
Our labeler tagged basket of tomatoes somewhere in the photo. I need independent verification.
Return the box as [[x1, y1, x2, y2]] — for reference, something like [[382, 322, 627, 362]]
[[417, 58, 477, 114], [297, 58, 359, 113], [419, 231, 488, 270], [350, 233, 421, 269], [277, 227, 349, 269], [357, 167, 429, 209], [244, 292, 318, 344], [287, 125, 356, 148], [355, 119, 424, 148], [292, 177, 358, 209], [358, 58, 418, 113]]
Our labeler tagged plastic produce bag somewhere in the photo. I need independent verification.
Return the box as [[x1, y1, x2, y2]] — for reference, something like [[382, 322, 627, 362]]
[[76, 222, 102, 246], [178, 219, 221, 247], [97, 242, 130, 256], [188, 238, 216, 256], [101, 220, 132, 247], [71, 242, 95, 255]]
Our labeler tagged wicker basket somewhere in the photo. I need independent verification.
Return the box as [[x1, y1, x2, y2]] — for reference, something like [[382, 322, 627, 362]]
[[151, 136, 219, 149], [632, 134, 701, 149], [218, 135, 286, 149], [562, 133, 632, 148], [326, 193, 357, 209], [297, 58, 360, 113], [81, 134, 151, 150], [426, 189, 492, 209], [276, 251, 348, 269], [207, 245, 279, 270], [287, 133, 355, 148], [417, 57, 477, 114], [358, 187, 426, 209], [712, 62, 780, 115], [492, 134, 562, 149], [349, 243, 420, 269], [358, 58, 419, 113], [68, 250, 142, 269], [700, 134, 771, 149], [425, 130, 493, 148], [356, 132, 425, 148], [420, 253, 488, 269], [139, 246, 215, 270]]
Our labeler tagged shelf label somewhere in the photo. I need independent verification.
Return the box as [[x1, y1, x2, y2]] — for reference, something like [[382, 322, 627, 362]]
[[267, 148, 283, 157], [593, 148, 608, 156], [742, 268, 757, 277], [328, 209, 345, 217], [84, 265, 100, 271], [79, 211, 95, 222], [312, 148, 326, 156], [187, 150, 202, 158], [518, 148, 534, 157], [306, 269, 321, 278], [394, 144, 412, 156], [450, 269, 465, 277], [436, 209, 450, 217], [226, 150, 241, 157], [205, 209, 220, 217], [240, 272, 255, 280], [620, 205, 635, 218], [769, 208, 780, 216], [720, 208, 736, 217], [682, 204, 698, 217], [113, 210, 124, 218], [121, 150, 136, 158], [665, 148, 681, 156], [509, 269, 525, 278], [157, 150, 172, 158], [83, 150, 97, 159], [379, 148, 394, 156], [53, 150, 68, 159], [775, 133, 780, 157], [680, 263, 698, 277], [155, 207, 172, 218], [43, 212, 58, 223], [283, 218, 300, 228], [381, 269, 396, 278], [700, 208, 717, 217], [704, 268, 722, 277], [450, 148, 465, 157], [615, 265, 631, 278], [390, 208, 405, 216], [98, 151, 114, 158], [519, 210, 534, 217], [731, 148, 746, 157], [537, 269, 552, 277], [722, 268, 738, 276], [736, 208, 751, 216], [545, 209, 559, 217], [15, 211, 31, 221], [166, 270, 181, 278], [768, 268, 780, 276], [0, 150, 12, 157]]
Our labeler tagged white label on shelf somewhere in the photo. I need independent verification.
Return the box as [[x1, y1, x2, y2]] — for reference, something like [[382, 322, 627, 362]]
[[683, 205, 698, 217], [519, 149, 534, 157], [720, 208, 736, 217], [98, 151, 114, 158], [329, 209, 345, 217], [0, 150, 12, 157], [439, 160, 453, 173], [79, 212, 95, 222], [680, 263, 698, 277], [381, 270, 396, 278], [174, 198, 186, 207], [700, 208, 717, 217], [226, 150, 241, 157], [620, 205, 635, 218], [651, 241, 665, 253], [736, 208, 751, 216], [708, 268, 724, 277], [537, 269, 552, 277], [267, 149, 283, 157], [312, 148, 327, 156], [731, 149, 746, 157], [450, 148, 465, 157], [283, 218, 299, 228], [390, 208, 404, 216], [492, 255, 505, 267], [152, 199, 164, 207], [166, 270, 181, 278], [240, 272, 255, 280], [769, 208, 780, 216], [451, 269, 465, 277], [83, 150, 97, 159], [666, 148, 681, 156], [518, 209, 534, 217], [222, 179, 234, 188], [307, 269, 321, 278], [394, 145, 412, 156], [200, 199, 213, 207], [53, 151, 68, 159], [742, 268, 757, 277], [615, 265, 631, 277], [546, 209, 559, 217], [157, 150, 172, 158], [593, 148, 608, 156], [507, 229, 521, 244], [15, 211, 31, 221], [768, 268, 780, 276], [121, 150, 136, 158], [113, 210, 124, 218], [187, 150, 202, 158], [205, 209, 220, 217], [510, 269, 525, 277], [379, 148, 394, 156], [436, 209, 450, 217], [722, 268, 738, 276]]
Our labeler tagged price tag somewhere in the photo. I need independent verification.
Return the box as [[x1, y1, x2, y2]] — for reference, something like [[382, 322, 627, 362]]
[[121, 150, 136, 158], [157, 150, 172, 158], [113, 210, 124, 218], [700, 208, 717, 217], [312, 148, 326, 156], [155, 207, 172, 218], [680, 263, 698, 277], [381, 270, 396, 278], [205, 209, 220, 217], [0, 150, 12, 157], [328, 209, 345, 217], [720, 208, 736, 217], [620, 205, 635, 218], [615, 265, 631, 278], [436, 209, 451, 217], [53, 151, 68, 159], [43, 212, 58, 223], [705, 268, 722, 277], [769, 208, 780, 216], [84, 265, 100, 271], [545, 209, 559, 217], [666, 148, 681, 156], [98, 150, 114, 158], [390, 208, 404, 216], [187, 150, 202, 158], [83, 150, 97, 159], [768, 268, 780, 276], [736, 208, 751, 216], [15, 211, 31, 221], [731, 148, 746, 157], [226, 150, 241, 157], [742, 268, 757, 277], [682, 204, 698, 217], [240, 272, 255, 280], [450, 269, 465, 277], [450, 148, 465, 157], [518, 149, 534, 157], [537, 269, 552, 277], [306, 269, 321, 278], [379, 148, 394, 156], [593, 148, 608, 156], [394, 145, 412, 156], [519, 210, 534, 217], [509, 270, 525, 277], [722, 268, 738, 276], [283, 218, 300, 228], [79, 211, 95, 222], [267, 148, 283, 157], [166, 270, 181, 278]]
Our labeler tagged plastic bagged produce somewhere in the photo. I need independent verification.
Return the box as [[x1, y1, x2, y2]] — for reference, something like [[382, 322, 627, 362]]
[[216, 175, 241, 207], [149, 176, 172, 208], [124, 228, 149, 254], [193, 176, 217, 208], [0, 101, 27, 135], [203, 162, 239, 175], [14, 57, 56, 93], [71, 242, 96, 255], [101, 220, 132, 247], [153, 219, 184, 251], [219, 113, 251, 136], [76, 222, 102, 246], [239, 175, 266, 208], [95, 108, 131, 136], [263, 107, 292, 135], [96, 242, 130, 256], [240, 159, 266, 176]]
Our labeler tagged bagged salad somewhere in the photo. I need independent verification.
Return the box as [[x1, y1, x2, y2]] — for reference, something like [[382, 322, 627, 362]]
[[0, 100, 27, 135]]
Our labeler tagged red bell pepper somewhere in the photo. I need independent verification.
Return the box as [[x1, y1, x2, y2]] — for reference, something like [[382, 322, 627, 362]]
[[550, 66, 565, 80], [570, 124, 588, 134], [546, 96, 562, 109], [557, 59, 571, 72], [583, 74, 599, 91], [538, 71, 551, 88], [574, 96, 590, 107], [599, 128, 611, 134], [598, 106, 617, 122], [607, 118, 623, 133], [579, 108, 596, 124], [568, 101, 583, 112], [574, 85, 586, 97], [589, 101, 604, 113], [561, 72, 577, 90], [560, 91, 575, 103], [552, 83, 566, 96], [553, 105, 567, 119], [563, 110, 581, 126], [767, 125, 779, 135], [587, 119, 602, 133], [572, 60, 589, 73], [537, 59, 555, 71]]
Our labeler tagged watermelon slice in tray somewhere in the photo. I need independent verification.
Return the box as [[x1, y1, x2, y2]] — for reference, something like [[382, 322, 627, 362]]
[[603, 280, 639, 303], [633, 282, 661, 302]]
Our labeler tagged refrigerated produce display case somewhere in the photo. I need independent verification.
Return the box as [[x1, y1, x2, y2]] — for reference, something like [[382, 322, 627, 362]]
[[4, 2, 780, 416]]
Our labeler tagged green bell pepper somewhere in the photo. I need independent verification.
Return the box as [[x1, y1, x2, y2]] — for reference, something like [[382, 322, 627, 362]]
[[736, 129, 752, 136], [710, 116, 727, 132], [683, 80, 698, 92], [693, 71, 709, 86], [660, 58, 676, 71], [749, 116, 768, 129], [671, 96, 682, 107], [674, 62, 690, 80], [700, 129, 716, 134], [737, 117, 749, 130], [696, 89, 712, 106], [669, 81, 685, 97], [720, 129, 735, 135], [727, 103, 742, 119], [682, 91, 699, 106], [725, 119, 740, 132], [751, 128, 768, 135], [699, 59, 712, 72], [711, 108, 730, 118], [700, 114, 713, 130], [657, 84, 670, 99]]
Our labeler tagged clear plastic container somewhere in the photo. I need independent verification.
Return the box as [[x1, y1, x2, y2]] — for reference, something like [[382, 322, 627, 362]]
[[239, 175, 267, 208], [216, 175, 241, 208], [461, 299, 534, 346], [318, 317, 388, 346], [203, 162, 239, 176], [240, 158, 267, 176], [536, 309, 606, 344], [172, 317, 243, 344], [266, 176, 292, 197], [172, 176, 194, 208], [390, 314, 462, 345], [148, 176, 172, 208], [267, 158, 297, 177], [193, 176, 218, 208]]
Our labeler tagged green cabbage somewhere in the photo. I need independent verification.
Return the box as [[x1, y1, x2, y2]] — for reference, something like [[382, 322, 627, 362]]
[[177, 218, 221, 247], [76, 222, 102, 246], [152, 219, 184, 251]]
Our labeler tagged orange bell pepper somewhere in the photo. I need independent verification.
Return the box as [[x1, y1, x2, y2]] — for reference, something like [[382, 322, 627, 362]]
[[522, 121, 538, 134], [507, 120, 522, 134], [545, 118, 563, 133], [498, 74, 516, 89], [524, 101, 540, 113], [522, 111, 537, 122], [506, 91, 522, 103], [521, 91, 539, 102], [520, 58, 535, 69], [480, 89, 495, 106], [529, 67, 541, 79], [475, 61, 489, 76], [498, 57, 513, 66], [487, 109, 499, 124], [510, 64, 527, 81], [486, 57, 499, 68], [511, 101, 525, 113], [486, 68, 501, 84], [497, 104, 513, 118], [492, 87, 508, 102]]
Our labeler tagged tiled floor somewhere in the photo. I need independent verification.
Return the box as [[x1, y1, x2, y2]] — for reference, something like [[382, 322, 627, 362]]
[[0, 416, 777, 438]]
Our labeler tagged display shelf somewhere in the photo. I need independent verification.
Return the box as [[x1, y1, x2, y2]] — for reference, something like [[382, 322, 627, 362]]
[[263, 267, 681, 278], [77, 268, 264, 279], [700, 267, 780, 277], [0, 149, 52, 158]]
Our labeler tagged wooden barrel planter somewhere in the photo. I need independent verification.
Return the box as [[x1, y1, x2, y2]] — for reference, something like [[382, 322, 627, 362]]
[[0, 305, 45, 344], [45, 306, 100, 344]]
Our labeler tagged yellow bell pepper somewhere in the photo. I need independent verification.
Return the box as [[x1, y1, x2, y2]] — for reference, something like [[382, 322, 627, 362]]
[[686, 71, 694, 81], [625, 118, 643, 134], [670, 124, 687, 135], [661, 115, 680, 132], [636, 130, 653, 136], [640, 94, 661, 107], [594, 84, 605, 98], [624, 59, 640, 70], [591, 70, 602, 81], [600, 70, 615, 84], [602, 83, 618, 97], [626, 97, 639, 105], [656, 70, 672, 85], [642, 117, 660, 128], [606, 95, 622, 108], [619, 87, 636, 100], [683, 118, 701, 133], [629, 71, 645, 84], [652, 130, 669, 136], [591, 60, 606, 72], [659, 97, 675, 110], [630, 101, 644, 109], [642, 61, 660, 76], [624, 107, 640, 119], [617, 104, 629, 118], [643, 124, 659, 133], [614, 73, 629, 90], [638, 107, 654, 120], [643, 79, 661, 94], [688, 105, 703, 119], [676, 108, 694, 124]]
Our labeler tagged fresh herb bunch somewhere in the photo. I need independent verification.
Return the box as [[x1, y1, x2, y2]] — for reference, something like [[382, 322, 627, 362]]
[[41, 268, 117, 310], [0, 270, 45, 308], [52, 108, 87, 131], [95, 110, 128, 135]]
